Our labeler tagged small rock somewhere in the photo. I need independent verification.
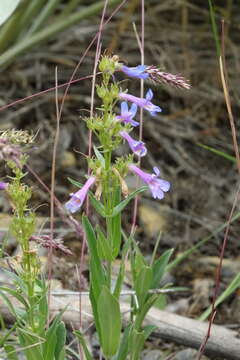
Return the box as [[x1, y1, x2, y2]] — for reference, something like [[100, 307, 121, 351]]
[[141, 349, 163, 360], [172, 348, 208, 359]]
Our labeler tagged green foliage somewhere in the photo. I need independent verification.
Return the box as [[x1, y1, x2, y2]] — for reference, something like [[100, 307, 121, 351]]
[[74, 330, 93, 360], [198, 143, 236, 163], [151, 248, 174, 289], [98, 286, 122, 357], [0, 0, 123, 69], [199, 272, 240, 321], [82, 215, 106, 301]]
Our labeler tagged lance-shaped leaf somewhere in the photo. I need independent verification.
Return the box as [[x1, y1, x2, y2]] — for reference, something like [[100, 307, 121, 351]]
[[151, 248, 174, 289], [98, 286, 121, 357], [135, 265, 152, 308], [96, 225, 113, 261], [82, 216, 106, 300], [74, 330, 93, 360], [111, 186, 148, 217]]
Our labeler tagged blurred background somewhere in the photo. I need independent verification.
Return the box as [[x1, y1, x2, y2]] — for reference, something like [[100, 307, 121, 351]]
[[0, 0, 239, 334]]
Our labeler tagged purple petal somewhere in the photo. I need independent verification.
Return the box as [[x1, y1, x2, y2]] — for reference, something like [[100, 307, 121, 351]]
[[149, 105, 162, 116], [146, 89, 153, 101], [121, 101, 128, 115], [156, 179, 170, 192], [151, 187, 164, 199], [153, 167, 160, 176], [129, 103, 138, 117], [129, 119, 139, 127]]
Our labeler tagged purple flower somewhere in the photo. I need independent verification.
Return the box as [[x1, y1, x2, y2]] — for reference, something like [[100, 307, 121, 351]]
[[129, 164, 170, 199], [121, 65, 149, 80], [65, 176, 96, 213], [119, 131, 147, 157], [0, 182, 8, 190], [116, 102, 139, 127], [119, 89, 162, 116]]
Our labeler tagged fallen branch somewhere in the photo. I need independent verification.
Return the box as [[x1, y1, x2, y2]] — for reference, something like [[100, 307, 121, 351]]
[[1, 293, 239, 359]]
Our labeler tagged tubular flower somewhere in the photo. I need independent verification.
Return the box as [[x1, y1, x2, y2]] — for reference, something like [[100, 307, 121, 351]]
[[116, 102, 139, 127], [119, 131, 147, 157], [120, 65, 149, 79], [65, 176, 96, 213], [129, 164, 170, 199], [0, 182, 8, 190], [119, 89, 162, 116]]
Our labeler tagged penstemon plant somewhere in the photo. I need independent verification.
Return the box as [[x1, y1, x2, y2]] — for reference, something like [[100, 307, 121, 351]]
[[67, 55, 190, 359], [0, 59, 189, 360], [0, 131, 67, 360]]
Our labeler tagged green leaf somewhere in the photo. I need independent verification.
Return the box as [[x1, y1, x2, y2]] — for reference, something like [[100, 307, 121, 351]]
[[96, 226, 113, 261], [113, 262, 125, 300], [154, 294, 167, 310], [89, 286, 102, 343], [74, 330, 93, 360], [93, 146, 105, 166], [43, 327, 57, 360], [143, 325, 157, 340], [111, 186, 148, 217], [151, 248, 174, 289], [43, 308, 67, 360], [208, 0, 221, 57], [0, 290, 18, 318], [4, 344, 18, 360], [113, 232, 132, 300], [197, 143, 236, 163], [131, 245, 147, 284], [68, 177, 106, 217], [129, 328, 145, 360], [111, 187, 122, 258], [0, 286, 29, 309], [82, 216, 106, 300], [199, 272, 240, 321], [18, 328, 44, 360], [54, 321, 66, 360], [38, 292, 48, 335], [0, 0, 21, 27], [134, 294, 159, 331], [113, 324, 131, 360], [135, 266, 152, 308], [98, 286, 121, 357]]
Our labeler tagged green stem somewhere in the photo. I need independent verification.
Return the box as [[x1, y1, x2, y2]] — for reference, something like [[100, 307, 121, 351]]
[[0, 0, 123, 69]]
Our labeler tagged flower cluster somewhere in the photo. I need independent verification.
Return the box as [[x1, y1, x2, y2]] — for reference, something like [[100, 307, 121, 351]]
[[64, 56, 189, 213]]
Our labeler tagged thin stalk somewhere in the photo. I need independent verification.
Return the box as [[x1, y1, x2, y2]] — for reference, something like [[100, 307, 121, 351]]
[[131, 0, 145, 233], [0, 0, 123, 69], [47, 67, 61, 327]]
